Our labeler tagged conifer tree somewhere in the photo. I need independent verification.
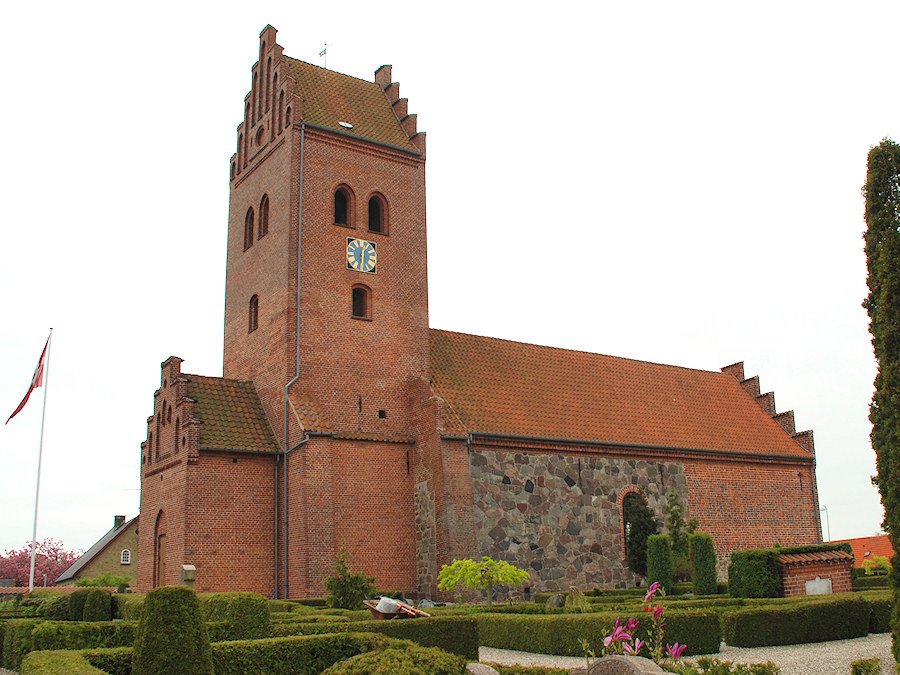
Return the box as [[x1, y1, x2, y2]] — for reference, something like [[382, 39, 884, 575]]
[[864, 137, 900, 660]]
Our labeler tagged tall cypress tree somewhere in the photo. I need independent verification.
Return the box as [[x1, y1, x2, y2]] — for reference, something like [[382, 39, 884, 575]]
[[864, 137, 900, 660]]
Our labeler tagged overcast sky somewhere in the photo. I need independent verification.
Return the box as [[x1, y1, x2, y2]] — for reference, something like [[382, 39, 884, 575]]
[[1, 2, 897, 560]]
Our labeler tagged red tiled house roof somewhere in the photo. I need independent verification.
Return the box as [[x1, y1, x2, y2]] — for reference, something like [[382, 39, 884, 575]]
[[429, 329, 811, 458], [834, 535, 894, 567], [284, 57, 420, 153], [185, 375, 279, 452]]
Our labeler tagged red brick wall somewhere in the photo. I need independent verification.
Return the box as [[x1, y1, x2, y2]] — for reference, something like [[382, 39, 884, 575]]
[[185, 452, 276, 595], [783, 561, 852, 597], [682, 457, 821, 574], [285, 436, 416, 598]]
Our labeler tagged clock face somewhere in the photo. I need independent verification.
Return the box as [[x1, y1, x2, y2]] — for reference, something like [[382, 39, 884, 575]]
[[346, 238, 377, 273]]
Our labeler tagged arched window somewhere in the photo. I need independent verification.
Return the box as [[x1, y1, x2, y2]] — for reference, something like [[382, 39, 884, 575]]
[[174, 417, 180, 453], [622, 490, 656, 576], [252, 72, 258, 125], [258, 194, 269, 238], [278, 90, 284, 134], [351, 285, 371, 319], [244, 207, 255, 250], [121, 549, 131, 565], [368, 194, 388, 234], [334, 187, 353, 226], [285, 106, 292, 127], [249, 294, 259, 333]]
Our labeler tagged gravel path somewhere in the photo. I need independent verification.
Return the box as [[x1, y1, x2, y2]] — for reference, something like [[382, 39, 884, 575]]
[[480, 633, 894, 673]]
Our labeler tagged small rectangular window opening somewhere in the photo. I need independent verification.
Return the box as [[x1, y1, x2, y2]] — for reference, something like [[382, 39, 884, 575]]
[[378, 410, 386, 419]]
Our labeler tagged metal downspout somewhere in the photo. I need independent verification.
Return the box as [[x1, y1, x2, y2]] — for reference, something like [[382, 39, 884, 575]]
[[278, 121, 306, 598]]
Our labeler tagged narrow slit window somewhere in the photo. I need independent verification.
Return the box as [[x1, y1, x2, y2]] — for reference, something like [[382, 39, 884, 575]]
[[244, 207, 255, 250], [259, 194, 269, 238], [368, 196, 382, 233], [249, 294, 259, 332]]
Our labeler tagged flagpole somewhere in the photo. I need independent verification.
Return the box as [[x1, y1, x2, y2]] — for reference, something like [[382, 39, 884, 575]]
[[28, 329, 52, 591]]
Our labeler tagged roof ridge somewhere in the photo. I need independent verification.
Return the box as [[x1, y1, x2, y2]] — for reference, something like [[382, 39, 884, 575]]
[[184, 373, 256, 387], [283, 55, 381, 88], [430, 327, 721, 376]]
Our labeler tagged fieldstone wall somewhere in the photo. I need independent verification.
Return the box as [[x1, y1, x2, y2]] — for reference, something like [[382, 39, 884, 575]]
[[470, 449, 688, 591], [415, 479, 437, 594]]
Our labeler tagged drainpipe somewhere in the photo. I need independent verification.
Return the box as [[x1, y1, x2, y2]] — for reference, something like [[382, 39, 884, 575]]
[[277, 121, 306, 599]]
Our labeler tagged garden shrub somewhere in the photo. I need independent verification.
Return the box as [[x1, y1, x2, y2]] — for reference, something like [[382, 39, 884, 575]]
[[82, 589, 112, 622], [670, 582, 694, 596], [209, 632, 396, 675], [117, 593, 144, 620], [30, 620, 137, 652], [321, 641, 467, 675], [20, 649, 107, 674], [721, 595, 869, 647], [201, 591, 270, 639], [295, 615, 479, 660], [68, 588, 91, 622], [132, 585, 213, 675], [324, 551, 376, 610], [727, 549, 782, 598], [38, 594, 70, 621], [268, 599, 294, 613], [690, 532, 718, 596], [850, 658, 881, 675], [293, 597, 328, 607], [647, 534, 674, 593]]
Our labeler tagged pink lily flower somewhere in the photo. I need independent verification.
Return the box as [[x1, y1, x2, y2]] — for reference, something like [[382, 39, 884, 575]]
[[626, 617, 640, 632], [666, 643, 687, 661], [603, 624, 631, 647], [623, 638, 645, 654], [644, 582, 661, 602]]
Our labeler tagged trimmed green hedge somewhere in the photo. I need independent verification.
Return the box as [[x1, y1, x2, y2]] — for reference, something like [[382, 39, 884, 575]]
[[727, 549, 782, 598], [3, 618, 41, 670], [321, 641, 466, 674], [30, 620, 137, 652], [475, 609, 720, 657], [721, 595, 870, 646], [82, 590, 112, 623], [294, 615, 478, 660], [21, 649, 107, 674], [201, 592, 270, 640], [132, 585, 213, 675], [690, 533, 718, 596], [68, 590, 91, 622], [81, 646, 133, 675], [853, 575, 891, 590], [860, 590, 892, 633], [647, 535, 673, 593], [210, 632, 401, 675]]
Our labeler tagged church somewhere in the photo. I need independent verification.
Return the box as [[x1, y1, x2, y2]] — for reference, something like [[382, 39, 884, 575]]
[[136, 25, 822, 599]]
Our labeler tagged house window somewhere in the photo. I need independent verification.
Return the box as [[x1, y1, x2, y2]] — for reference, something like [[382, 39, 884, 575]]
[[249, 295, 259, 333], [334, 186, 353, 226], [351, 285, 371, 319], [244, 207, 255, 250], [259, 194, 269, 238], [368, 194, 388, 234], [121, 549, 131, 565]]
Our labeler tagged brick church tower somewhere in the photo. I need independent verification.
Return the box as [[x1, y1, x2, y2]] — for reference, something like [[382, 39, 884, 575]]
[[224, 26, 435, 597]]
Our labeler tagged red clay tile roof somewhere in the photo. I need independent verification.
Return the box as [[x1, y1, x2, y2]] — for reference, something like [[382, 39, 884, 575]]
[[429, 329, 810, 458], [834, 535, 894, 567], [333, 431, 416, 444], [185, 375, 279, 452], [285, 57, 419, 153], [779, 550, 854, 565], [289, 391, 333, 433]]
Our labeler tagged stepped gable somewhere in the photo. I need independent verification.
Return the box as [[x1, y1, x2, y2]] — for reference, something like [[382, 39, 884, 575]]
[[184, 375, 279, 452], [429, 329, 810, 458], [284, 57, 421, 153]]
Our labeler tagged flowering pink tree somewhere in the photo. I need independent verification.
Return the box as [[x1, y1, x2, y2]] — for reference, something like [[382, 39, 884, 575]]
[[0, 539, 81, 587]]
